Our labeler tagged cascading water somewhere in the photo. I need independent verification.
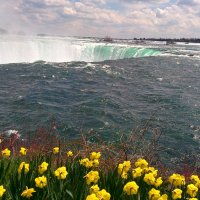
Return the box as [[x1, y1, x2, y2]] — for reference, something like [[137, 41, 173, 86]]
[[0, 35, 160, 64]]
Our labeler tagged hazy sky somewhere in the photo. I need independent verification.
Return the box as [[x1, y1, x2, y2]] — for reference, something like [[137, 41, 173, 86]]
[[0, 0, 200, 38]]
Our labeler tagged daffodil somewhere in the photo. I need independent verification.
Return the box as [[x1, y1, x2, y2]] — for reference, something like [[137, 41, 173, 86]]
[[21, 186, 36, 198], [118, 161, 131, 178], [20, 147, 27, 155], [144, 173, 156, 185], [18, 162, 29, 174], [92, 159, 99, 167], [35, 176, 47, 188], [145, 167, 158, 177], [80, 158, 93, 168], [54, 166, 68, 180], [38, 162, 48, 174], [148, 188, 161, 200], [67, 151, 73, 157], [158, 194, 168, 200], [0, 185, 6, 197], [118, 163, 124, 174], [132, 167, 143, 178], [154, 177, 163, 187], [86, 193, 99, 200], [85, 170, 100, 185], [191, 175, 200, 188], [97, 189, 111, 200], [121, 172, 128, 179], [135, 158, 148, 169], [90, 185, 100, 194], [53, 147, 59, 154], [123, 181, 139, 195], [90, 152, 101, 160], [169, 173, 185, 187], [187, 184, 198, 197], [172, 188, 182, 200], [2, 148, 11, 157]]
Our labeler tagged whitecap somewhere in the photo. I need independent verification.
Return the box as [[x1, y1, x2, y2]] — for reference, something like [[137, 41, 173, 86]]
[[157, 78, 163, 81]]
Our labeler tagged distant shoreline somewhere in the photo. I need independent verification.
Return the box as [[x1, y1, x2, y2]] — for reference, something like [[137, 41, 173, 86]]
[[133, 38, 200, 44], [1, 32, 199, 44]]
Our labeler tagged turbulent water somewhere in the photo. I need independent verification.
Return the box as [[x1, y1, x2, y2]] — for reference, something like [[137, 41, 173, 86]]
[[0, 35, 200, 162]]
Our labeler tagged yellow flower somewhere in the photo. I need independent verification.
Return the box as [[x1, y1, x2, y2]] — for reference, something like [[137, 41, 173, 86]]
[[148, 188, 160, 200], [189, 198, 198, 200], [67, 151, 73, 157], [35, 176, 47, 188], [169, 173, 185, 187], [144, 173, 156, 185], [123, 161, 131, 171], [191, 175, 200, 188], [2, 148, 11, 157], [118, 164, 128, 179], [187, 184, 198, 197], [123, 181, 139, 195], [92, 159, 99, 167], [86, 193, 99, 200], [158, 194, 168, 200], [0, 185, 6, 197], [172, 188, 182, 200], [21, 186, 36, 198], [135, 158, 148, 169], [80, 158, 93, 168], [145, 167, 158, 177], [191, 175, 199, 182], [121, 172, 128, 179], [118, 161, 131, 177], [118, 163, 124, 174], [154, 177, 163, 187], [53, 147, 59, 154], [90, 152, 101, 160], [90, 185, 100, 194], [20, 147, 27, 155], [132, 167, 143, 178], [85, 171, 100, 185], [97, 189, 111, 200], [18, 162, 29, 174], [38, 162, 48, 175], [54, 166, 68, 180]]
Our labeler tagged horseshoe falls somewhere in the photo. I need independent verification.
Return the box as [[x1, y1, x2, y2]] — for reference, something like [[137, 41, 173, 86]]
[[0, 35, 160, 64], [0, 35, 200, 163]]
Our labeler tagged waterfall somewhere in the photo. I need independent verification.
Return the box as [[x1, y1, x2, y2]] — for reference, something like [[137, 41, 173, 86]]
[[0, 35, 160, 64]]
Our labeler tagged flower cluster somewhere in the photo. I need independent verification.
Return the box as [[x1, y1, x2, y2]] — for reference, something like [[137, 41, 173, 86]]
[[1, 145, 200, 200], [120, 158, 200, 200], [118, 160, 131, 179], [80, 152, 101, 168], [86, 185, 111, 200]]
